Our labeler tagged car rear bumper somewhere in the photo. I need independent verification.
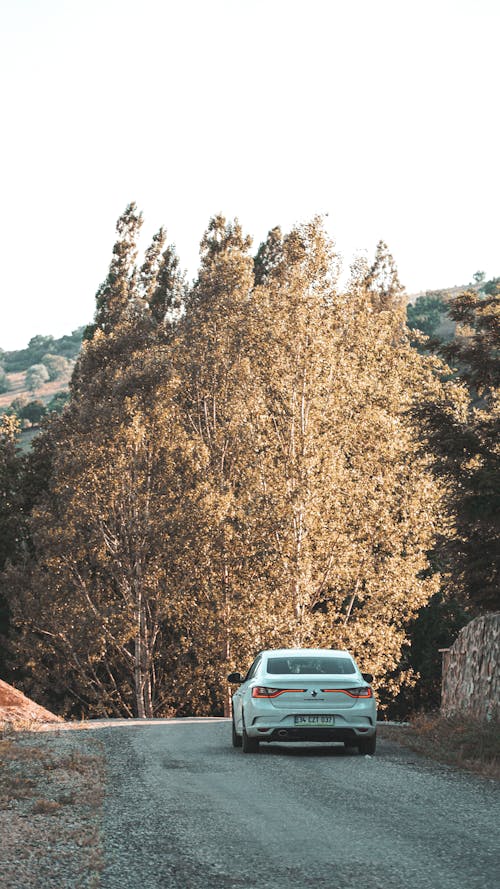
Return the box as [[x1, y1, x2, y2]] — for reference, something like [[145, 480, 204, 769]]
[[266, 726, 375, 744], [251, 726, 376, 742]]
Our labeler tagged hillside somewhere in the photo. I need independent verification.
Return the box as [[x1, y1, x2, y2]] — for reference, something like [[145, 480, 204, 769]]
[[0, 679, 61, 730], [0, 328, 83, 448], [0, 367, 73, 412]]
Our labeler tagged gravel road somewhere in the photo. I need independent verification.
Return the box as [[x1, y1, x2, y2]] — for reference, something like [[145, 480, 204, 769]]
[[94, 718, 499, 889]]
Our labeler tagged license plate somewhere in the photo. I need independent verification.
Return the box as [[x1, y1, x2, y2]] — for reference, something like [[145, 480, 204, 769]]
[[294, 715, 335, 726]]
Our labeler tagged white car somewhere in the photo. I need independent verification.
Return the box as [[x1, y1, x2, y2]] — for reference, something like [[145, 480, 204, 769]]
[[228, 648, 377, 754]]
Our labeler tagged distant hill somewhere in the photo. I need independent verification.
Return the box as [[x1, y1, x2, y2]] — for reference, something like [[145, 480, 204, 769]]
[[406, 282, 482, 305], [0, 327, 84, 373], [406, 277, 499, 342], [0, 327, 84, 449]]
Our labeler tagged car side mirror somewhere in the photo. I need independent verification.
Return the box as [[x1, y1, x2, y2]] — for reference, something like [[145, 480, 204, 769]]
[[227, 672, 243, 684], [361, 672, 373, 684]]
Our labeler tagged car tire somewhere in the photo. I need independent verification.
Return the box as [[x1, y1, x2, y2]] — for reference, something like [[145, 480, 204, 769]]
[[358, 734, 376, 755], [232, 716, 242, 748], [242, 715, 259, 753]]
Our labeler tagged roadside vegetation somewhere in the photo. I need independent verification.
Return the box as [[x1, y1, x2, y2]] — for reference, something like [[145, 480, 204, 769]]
[[0, 204, 498, 725], [0, 724, 104, 888], [379, 713, 500, 779]]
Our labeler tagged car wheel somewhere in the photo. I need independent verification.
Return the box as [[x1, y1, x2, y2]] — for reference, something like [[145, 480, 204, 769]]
[[358, 734, 376, 755], [232, 716, 242, 748], [242, 715, 259, 753]]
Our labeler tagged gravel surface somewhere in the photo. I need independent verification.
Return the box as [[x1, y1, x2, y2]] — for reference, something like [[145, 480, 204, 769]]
[[96, 718, 500, 889], [0, 729, 103, 889]]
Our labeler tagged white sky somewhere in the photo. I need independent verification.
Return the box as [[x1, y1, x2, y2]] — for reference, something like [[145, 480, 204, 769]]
[[1, 0, 499, 350]]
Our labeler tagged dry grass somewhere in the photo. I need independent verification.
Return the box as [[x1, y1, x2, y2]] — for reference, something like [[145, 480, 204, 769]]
[[0, 728, 105, 888], [379, 712, 500, 779], [0, 370, 72, 409]]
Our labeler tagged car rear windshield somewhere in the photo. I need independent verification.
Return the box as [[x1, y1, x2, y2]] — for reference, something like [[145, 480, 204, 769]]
[[266, 656, 356, 675]]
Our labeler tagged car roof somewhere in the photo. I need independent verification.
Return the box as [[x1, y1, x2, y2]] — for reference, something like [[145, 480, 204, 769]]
[[261, 648, 353, 658]]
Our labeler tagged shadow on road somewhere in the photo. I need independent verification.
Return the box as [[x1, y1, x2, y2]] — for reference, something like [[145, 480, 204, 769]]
[[254, 743, 362, 757]]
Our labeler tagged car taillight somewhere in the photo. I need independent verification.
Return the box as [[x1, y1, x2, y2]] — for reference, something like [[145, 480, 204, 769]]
[[322, 687, 373, 698], [251, 687, 305, 698]]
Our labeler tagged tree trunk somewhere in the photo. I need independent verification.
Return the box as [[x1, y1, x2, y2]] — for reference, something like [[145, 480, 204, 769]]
[[134, 630, 146, 719]]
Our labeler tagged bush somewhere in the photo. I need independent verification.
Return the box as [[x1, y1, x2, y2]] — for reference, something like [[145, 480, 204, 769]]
[[47, 391, 70, 414], [0, 367, 11, 394], [41, 353, 72, 381], [19, 400, 47, 425], [25, 364, 49, 393], [9, 396, 27, 415]]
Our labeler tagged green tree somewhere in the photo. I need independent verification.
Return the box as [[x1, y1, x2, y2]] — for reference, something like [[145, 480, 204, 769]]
[[407, 293, 449, 339], [19, 400, 47, 425], [25, 363, 49, 393], [41, 353, 72, 381], [0, 367, 10, 394], [417, 288, 500, 611], [26, 335, 55, 363], [47, 391, 70, 414]]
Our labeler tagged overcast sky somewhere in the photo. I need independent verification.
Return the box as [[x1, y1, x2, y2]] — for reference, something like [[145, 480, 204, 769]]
[[1, 0, 498, 350]]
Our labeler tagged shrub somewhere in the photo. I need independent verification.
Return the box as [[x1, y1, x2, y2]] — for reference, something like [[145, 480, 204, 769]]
[[25, 363, 49, 393], [0, 367, 10, 394], [41, 353, 72, 381]]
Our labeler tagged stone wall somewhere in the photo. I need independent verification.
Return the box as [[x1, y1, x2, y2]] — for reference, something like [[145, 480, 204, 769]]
[[441, 613, 500, 721]]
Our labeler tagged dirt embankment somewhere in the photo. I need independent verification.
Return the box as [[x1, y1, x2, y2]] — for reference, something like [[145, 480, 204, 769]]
[[0, 679, 62, 731]]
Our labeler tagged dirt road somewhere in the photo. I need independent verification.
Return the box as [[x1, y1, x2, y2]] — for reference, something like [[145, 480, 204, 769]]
[[92, 718, 499, 889]]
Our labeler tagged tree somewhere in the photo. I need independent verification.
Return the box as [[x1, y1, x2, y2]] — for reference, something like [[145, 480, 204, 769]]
[[7, 205, 193, 718], [245, 221, 447, 703], [47, 392, 70, 414], [25, 363, 49, 393], [85, 202, 144, 340], [19, 400, 47, 425], [41, 353, 72, 381], [172, 215, 261, 715], [0, 367, 10, 394], [417, 288, 500, 611], [253, 226, 284, 285], [363, 239, 405, 312], [140, 229, 185, 329], [26, 335, 55, 363], [407, 293, 449, 339], [2, 209, 459, 719], [8, 395, 195, 717], [0, 415, 24, 678]]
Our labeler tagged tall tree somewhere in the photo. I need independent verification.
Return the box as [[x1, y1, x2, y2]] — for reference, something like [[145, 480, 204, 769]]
[[363, 239, 405, 312], [417, 287, 500, 611], [173, 215, 263, 714], [92, 202, 144, 335], [246, 221, 447, 702], [0, 416, 23, 678], [6, 206, 189, 717], [144, 238, 186, 330]]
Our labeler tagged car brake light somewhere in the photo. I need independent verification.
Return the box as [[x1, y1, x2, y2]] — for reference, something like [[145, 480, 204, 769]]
[[251, 687, 305, 698], [322, 687, 373, 698]]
